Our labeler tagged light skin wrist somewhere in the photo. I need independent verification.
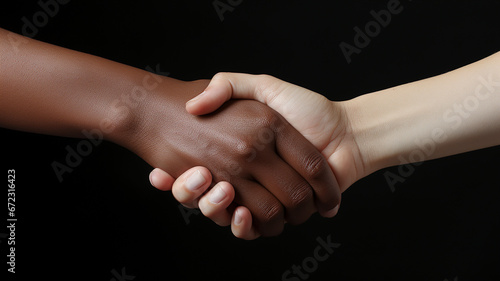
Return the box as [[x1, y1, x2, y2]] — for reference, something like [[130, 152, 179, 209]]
[[319, 99, 368, 191], [344, 51, 500, 176], [341, 93, 397, 176], [150, 52, 500, 239]]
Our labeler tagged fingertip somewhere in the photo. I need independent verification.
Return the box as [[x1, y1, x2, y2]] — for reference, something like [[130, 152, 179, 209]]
[[149, 168, 175, 191], [198, 181, 235, 226], [186, 91, 209, 115], [193, 166, 213, 184], [231, 207, 260, 240], [233, 207, 246, 226], [216, 181, 235, 202], [186, 92, 228, 116], [186, 75, 234, 115], [316, 188, 341, 218], [201, 182, 233, 209], [319, 204, 340, 218], [172, 167, 212, 205]]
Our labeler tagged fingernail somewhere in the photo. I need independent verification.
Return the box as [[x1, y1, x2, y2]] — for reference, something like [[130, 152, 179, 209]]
[[187, 91, 206, 104], [234, 209, 243, 225], [209, 185, 227, 204], [185, 170, 206, 192], [149, 170, 158, 187]]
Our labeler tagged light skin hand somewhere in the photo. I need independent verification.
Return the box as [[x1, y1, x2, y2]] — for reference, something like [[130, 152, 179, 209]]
[[150, 167, 260, 239], [152, 51, 500, 238], [185, 73, 367, 190], [113, 79, 342, 238], [150, 73, 365, 237]]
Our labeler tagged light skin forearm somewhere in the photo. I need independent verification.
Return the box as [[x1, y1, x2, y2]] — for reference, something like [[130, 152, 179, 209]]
[[151, 52, 500, 238], [345, 52, 500, 175], [174, 52, 500, 193]]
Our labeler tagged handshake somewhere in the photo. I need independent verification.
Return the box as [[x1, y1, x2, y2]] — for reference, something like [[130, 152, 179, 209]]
[[1, 29, 498, 240], [144, 73, 362, 239], [140, 50, 500, 239]]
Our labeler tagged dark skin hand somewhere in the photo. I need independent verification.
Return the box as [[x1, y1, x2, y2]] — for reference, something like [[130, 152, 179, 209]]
[[0, 28, 341, 236], [129, 79, 340, 235]]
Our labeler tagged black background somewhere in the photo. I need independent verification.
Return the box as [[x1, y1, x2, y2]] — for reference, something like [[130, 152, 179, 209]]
[[1, 1, 500, 280]]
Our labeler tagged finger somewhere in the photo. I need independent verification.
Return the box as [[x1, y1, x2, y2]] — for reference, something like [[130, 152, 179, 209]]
[[322, 204, 340, 217], [232, 179, 285, 237], [149, 168, 176, 191], [252, 154, 315, 225], [231, 206, 261, 240], [172, 167, 212, 209], [186, 73, 277, 115], [198, 181, 235, 226], [274, 120, 341, 217]]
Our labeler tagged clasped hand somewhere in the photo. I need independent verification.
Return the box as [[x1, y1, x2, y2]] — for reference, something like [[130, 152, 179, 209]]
[[131, 78, 342, 238], [146, 74, 365, 239]]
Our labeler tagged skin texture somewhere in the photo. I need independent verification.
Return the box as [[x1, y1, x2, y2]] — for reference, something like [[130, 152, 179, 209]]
[[0, 28, 341, 237], [134, 80, 342, 235], [151, 74, 362, 238], [153, 51, 500, 239]]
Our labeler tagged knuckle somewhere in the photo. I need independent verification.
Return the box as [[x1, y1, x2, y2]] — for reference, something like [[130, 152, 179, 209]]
[[287, 182, 314, 208], [257, 127, 275, 146], [256, 74, 275, 85], [212, 72, 229, 81], [259, 201, 283, 224], [234, 140, 256, 160], [283, 183, 315, 225], [254, 106, 277, 128], [255, 74, 282, 101], [303, 152, 328, 179], [214, 169, 232, 183]]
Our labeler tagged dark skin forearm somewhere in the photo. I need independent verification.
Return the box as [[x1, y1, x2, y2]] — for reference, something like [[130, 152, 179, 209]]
[[0, 27, 160, 145], [0, 28, 341, 236]]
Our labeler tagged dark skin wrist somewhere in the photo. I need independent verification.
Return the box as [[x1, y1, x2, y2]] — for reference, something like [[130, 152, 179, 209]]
[[0, 28, 340, 236], [0, 27, 151, 142]]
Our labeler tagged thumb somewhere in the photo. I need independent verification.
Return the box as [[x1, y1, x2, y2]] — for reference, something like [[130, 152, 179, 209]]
[[185, 73, 269, 115]]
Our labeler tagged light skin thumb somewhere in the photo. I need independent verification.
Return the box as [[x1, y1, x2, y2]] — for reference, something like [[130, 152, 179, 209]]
[[185, 76, 233, 115]]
